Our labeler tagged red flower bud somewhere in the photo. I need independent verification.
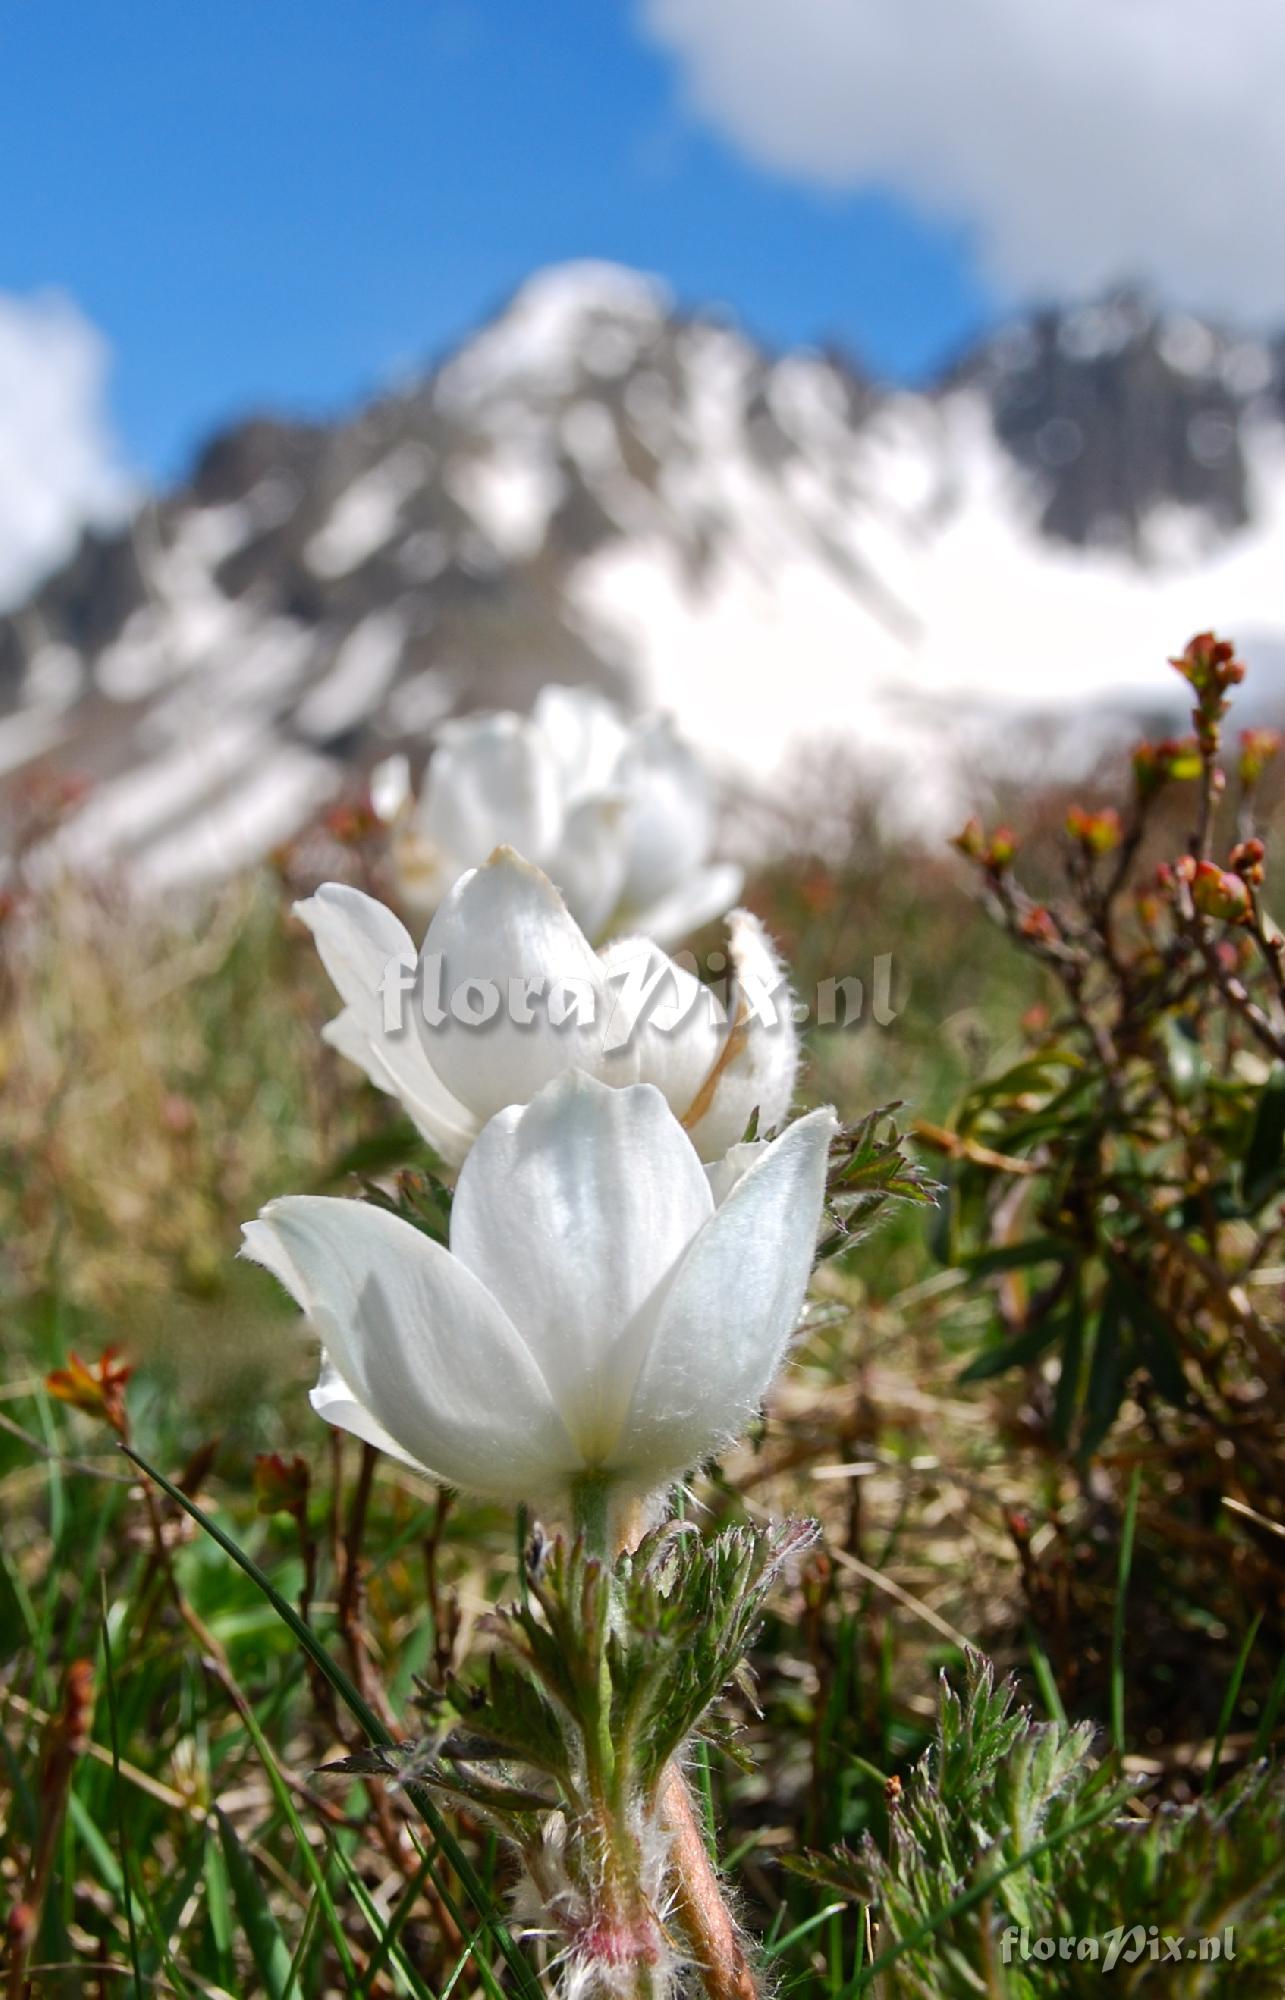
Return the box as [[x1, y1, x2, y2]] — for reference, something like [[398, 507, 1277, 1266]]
[[253, 1452, 311, 1520], [986, 826, 1019, 871], [1191, 859, 1252, 923], [46, 1348, 133, 1435], [1230, 837, 1267, 885], [1019, 904, 1058, 943], [1239, 728, 1282, 789], [1066, 805, 1122, 853], [951, 816, 986, 861]]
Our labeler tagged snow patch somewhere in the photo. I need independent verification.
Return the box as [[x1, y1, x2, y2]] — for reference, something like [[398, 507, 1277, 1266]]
[[305, 447, 429, 578], [296, 610, 406, 739], [435, 262, 669, 411], [444, 445, 563, 559]]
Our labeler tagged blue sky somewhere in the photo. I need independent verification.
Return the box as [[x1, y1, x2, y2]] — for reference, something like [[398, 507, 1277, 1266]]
[[0, 0, 991, 482]]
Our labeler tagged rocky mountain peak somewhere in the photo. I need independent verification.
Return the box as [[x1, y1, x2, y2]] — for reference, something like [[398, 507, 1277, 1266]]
[[4, 263, 1285, 889]]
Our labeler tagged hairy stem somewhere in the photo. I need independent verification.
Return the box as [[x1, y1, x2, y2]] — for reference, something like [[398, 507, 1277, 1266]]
[[660, 1765, 758, 1999]]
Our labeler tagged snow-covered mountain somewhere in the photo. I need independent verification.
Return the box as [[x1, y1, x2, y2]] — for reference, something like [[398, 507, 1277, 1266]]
[[4, 261, 1285, 886]]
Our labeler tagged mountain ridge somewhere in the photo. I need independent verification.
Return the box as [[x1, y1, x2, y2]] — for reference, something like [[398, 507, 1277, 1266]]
[[4, 260, 1285, 886]]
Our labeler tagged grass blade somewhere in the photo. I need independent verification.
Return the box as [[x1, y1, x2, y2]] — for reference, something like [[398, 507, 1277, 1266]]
[[217, 1807, 295, 1999], [1206, 1610, 1262, 1793], [122, 1442, 541, 1999], [100, 1584, 143, 1997], [1110, 1466, 1141, 1757]]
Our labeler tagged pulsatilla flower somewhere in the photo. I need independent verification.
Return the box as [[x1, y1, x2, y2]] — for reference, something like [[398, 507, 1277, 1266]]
[[370, 684, 742, 947], [242, 1072, 834, 1519], [298, 847, 798, 1168]]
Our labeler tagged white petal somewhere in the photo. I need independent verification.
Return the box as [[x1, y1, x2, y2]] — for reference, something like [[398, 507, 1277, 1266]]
[[615, 1107, 836, 1480], [547, 794, 630, 941], [533, 683, 629, 796], [310, 1354, 423, 1468], [684, 911, 800, 1161], [616, 716, 714, 908], [598, 935, 726, 1122], [449, 1073, 713, 1463], [296, 880, 416, 1017], [369, 752, 412, 824], [629, 863, 745, 950], [415, 849, 629, 1122], [242, 1197, 575, 1501], [321, 1009, 398, 1097], [299, 884, 478, 1164], [704, 1140, 769, 1206], [416, 712, 562, 869]]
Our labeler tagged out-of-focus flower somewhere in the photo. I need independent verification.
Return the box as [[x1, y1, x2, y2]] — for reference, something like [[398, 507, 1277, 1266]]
[[297, 848, 798, 1166], [1230, 838, 1267, 886], [1170, 632, 1245, 751], [46, 1348, 132, 1435], [1239, 728, 1282, 791], [370, 685, 742, 947], [253, 1452, 310, 1519], [1132, 735, 1202, 799], [1065, 805, 1122, 854], [951, 818, 1018, 873], [1191, 859, 1253, 924], [242, 1073, 835, 1514]]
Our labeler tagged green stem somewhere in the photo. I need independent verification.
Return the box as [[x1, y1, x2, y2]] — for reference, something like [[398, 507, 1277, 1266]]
[[571, 1471, 616, 1561]]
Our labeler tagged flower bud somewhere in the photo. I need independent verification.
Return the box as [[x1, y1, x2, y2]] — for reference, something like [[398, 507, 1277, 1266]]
[[1230, 838, 1267, 886], [1191, 860, 1252, 924], [1171, 631, 1245, 697], [1065, 805, 1122, 854], [1170, 632, 1245, 752], [1019, 905, 1058, 944], [46, 1348, 132, 1435], [1239, 728, 1282, 790], [951, 816, 986, 860], [253, 1453, 311, 1520]]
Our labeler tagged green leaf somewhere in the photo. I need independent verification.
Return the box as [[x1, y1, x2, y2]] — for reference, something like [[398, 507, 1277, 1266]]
[[120, 1444, 542, 2000], [959, 1236, 1073, 1278], [312, 1117, 425, 1188], [957, 1312, 1064, 1385], [1052, 1297, 1087, 1447], [1079, 1284, 1129, 1459], [217, 1808, 295, 2000]]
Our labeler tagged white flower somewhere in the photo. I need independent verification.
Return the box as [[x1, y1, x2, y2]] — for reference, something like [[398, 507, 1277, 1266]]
[[242, 1073, 835, 1511], [297, 847, 798, 1167], [372, 685, 742, 947]]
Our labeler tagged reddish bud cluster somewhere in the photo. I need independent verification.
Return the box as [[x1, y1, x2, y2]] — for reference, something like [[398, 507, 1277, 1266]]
[[798, 865, 837, 915], [46, 1348, 133, 1435], [324, 794, 382, 845], [1065, 805, 1123, 854], [952, 818, 1019, 873], [58, 1658, 95, 1758], [253, 1451, 311, 1519], [1170, 632, 1246, 752], [1189, 859, 1253, 925], [1019, 905, 1059, 944], [1131, 735, 1202, 798], [1230, 838, 1267, 886], [1239, 728, 1282, 790]]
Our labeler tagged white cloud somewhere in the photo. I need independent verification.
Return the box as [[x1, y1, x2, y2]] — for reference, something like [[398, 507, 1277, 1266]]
[[639, 0, 1285, 319], [0, 292, 135, 608]]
